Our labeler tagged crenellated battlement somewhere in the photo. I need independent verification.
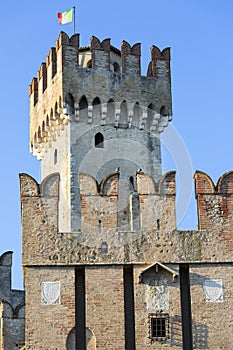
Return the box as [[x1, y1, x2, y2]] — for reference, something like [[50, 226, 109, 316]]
[[29, 32, 172, 159], [195, 171, 233, 240]]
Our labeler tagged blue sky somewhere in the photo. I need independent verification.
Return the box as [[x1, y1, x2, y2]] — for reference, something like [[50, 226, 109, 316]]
[[1, 0, 233, 289]]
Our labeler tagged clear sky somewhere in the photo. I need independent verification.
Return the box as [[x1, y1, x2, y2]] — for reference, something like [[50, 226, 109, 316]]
[[1, 0, 233, 289]]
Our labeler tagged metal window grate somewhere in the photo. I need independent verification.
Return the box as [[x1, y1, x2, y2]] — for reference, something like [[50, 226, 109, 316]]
[[149, 312, 170, 342]]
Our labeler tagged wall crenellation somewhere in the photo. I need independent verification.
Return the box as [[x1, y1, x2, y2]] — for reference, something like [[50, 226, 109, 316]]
[[29, 32, 172, 159], [195, 170, 233, 248]]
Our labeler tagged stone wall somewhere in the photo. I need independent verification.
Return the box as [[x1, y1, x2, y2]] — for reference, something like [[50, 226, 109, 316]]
[[24, 266, 75, 349], [0, 252, 25, 349]]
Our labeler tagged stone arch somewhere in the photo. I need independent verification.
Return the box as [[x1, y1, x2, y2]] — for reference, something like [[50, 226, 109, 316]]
[[79, 95, 88, 121], [120, 100, 128, 123], [133, 102, 142, 121], [65, 93, 75, 115], [50, 108, 54, 122], [146, 103, 156, 131], [113, 62, 120, 73], [106, 99, 115, 123], [92, 97, 101, 121], [94, 132, 104, 148], [42, 120, 46, 137], [46, 114, 50, 127], [37, 126, 42, 142], [15, 302, 25, 319], [66, 327, 96, 350], [0, 300, 14, 318], [160, 105, 169, 117]]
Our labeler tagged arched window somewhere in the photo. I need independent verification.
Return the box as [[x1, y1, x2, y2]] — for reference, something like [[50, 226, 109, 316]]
[[95, 132, 104, 148]]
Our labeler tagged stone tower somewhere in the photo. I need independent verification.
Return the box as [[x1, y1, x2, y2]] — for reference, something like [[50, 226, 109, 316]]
[[20, 31, 233, 350], [20, 31, 174, 349]]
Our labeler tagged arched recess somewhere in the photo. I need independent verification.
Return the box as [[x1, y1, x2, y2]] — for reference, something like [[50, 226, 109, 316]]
[[15, 302, 25, 319], [160, 105, 169, 117], [79, 95, 88, 122], [66, 327, 96, 350], [133, 102, 142, 121], [37, 126, 42, 142], [42, 120, 46, 138], [106, 99, 115, 123], [65, 93, 75, 115], [113, 62, 120, 73], [46, 114, 50, 127], [146, 103, 156, 131], [92, 97, 101, 121], [120, 100, 128, 124], [54, 101, 59, 118]]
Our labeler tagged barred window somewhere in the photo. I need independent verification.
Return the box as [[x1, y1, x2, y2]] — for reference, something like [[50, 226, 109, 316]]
[[149, 312, 169, 341]]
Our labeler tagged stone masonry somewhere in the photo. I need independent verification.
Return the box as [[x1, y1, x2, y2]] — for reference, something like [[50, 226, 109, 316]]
[[0, 252, 25, 349], [16, 31, 233, 349]]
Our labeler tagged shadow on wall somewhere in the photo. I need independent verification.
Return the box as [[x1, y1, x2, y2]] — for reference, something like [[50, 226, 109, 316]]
[[171, 315, 208, 349]]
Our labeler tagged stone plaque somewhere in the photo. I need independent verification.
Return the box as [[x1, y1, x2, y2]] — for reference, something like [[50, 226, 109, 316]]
[[41, 281, 61, 305], [145, 278, 169, 310], [203, 279, 223, 302]]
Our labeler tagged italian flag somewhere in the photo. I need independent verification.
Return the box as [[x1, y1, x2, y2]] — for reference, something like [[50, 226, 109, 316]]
[[57, 8, 73, 25]]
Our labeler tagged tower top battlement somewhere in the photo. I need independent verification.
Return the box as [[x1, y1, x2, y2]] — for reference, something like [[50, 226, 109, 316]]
[[29, 32, 172, 159]]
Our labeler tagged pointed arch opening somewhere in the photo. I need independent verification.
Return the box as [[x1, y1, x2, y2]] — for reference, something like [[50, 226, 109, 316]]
[[106, 99, 115, 123], [95, 132, 104, 148], [120, 100, 128, 124], [79, 95, 88, 121], [92, 97, 101, 121], [133, 102, 142, 120]]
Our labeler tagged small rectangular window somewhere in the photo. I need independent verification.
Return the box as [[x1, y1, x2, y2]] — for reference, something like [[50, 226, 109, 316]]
[[149, 312, 169, 342]]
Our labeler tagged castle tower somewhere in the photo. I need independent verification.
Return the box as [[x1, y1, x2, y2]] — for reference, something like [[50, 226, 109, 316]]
[[29, 32, 172, 234], [19, 31, 233, 350], [20, 31, 178, 349]]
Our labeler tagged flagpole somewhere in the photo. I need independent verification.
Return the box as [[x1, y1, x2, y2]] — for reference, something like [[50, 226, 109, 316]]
[[73, 6, 76, 34]]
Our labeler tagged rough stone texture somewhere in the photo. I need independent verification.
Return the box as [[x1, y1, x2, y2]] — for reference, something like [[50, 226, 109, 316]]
[[0, 252, 25, 349]]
